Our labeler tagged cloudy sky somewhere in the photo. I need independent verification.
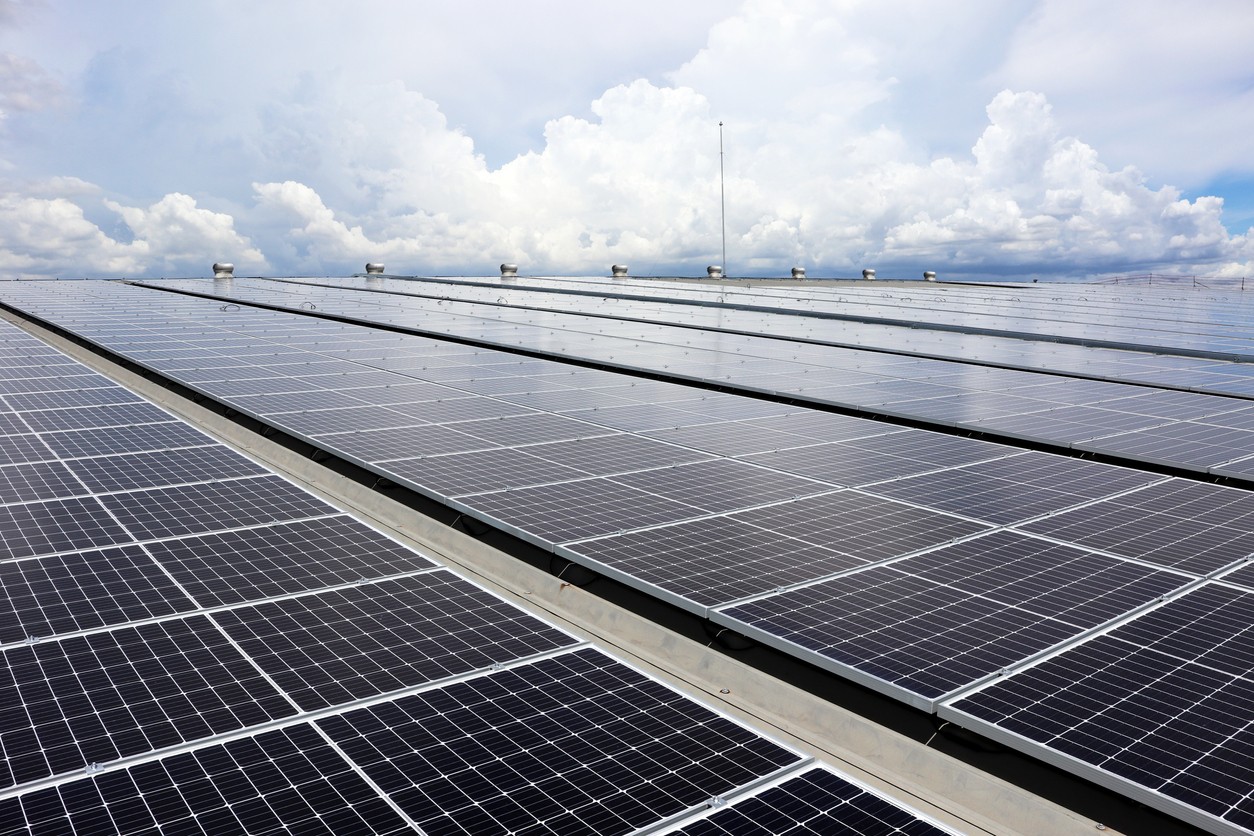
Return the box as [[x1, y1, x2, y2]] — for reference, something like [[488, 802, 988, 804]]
[[2, 0, 1252, 281]]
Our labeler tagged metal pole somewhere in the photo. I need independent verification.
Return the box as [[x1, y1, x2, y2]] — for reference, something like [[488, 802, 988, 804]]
[[719, 121, 726, 276]]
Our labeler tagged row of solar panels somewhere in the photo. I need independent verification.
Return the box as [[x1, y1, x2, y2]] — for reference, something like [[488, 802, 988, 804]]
[[0, 316, 957, 834], [270, 273, 1254, 399], [317, 272, 1254, 360], [2, 280, 1253, 834], [145, 276, 1254, 480]]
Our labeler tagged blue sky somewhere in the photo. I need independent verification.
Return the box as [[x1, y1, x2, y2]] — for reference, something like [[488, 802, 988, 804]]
[[1, 0, 1252, 280]]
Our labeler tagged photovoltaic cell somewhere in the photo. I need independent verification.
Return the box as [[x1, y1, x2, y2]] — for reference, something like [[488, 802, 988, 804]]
[[0, 434, 56, 466], [0, 545, 195, 644], [606, 459, 837, 514], [17, 403, 172, 433], [0, 615, 295, 788], [143, 516, 438, 607], [0, 723, 412, 835], [213, 570, 578, 709], [319, 648, 802, 836]]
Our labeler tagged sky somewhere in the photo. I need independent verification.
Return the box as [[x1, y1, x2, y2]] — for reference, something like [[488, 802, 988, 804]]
[[1, 0, 1253, 281]]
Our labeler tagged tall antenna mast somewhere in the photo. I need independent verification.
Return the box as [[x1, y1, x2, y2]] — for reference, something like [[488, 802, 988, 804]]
[[719, 121, 727, 276]]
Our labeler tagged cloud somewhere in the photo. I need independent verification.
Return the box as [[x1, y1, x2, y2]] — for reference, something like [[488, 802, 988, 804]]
[[0, 52, 62, 115], [3, 1, 1254, 280], [0, 188, 264, 279]]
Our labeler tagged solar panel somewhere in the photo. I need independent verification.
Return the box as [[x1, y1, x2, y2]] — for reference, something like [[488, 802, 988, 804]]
[[671, 766, 957, 835], [142, 516, 438, 607], [98, 475, 339, 541], [0, 615, 297, 788], [317, 647, 804, 836], [457, 477, 698, 545], [1019, 480, 1254, 575], [944, 583, 1254, 835], [0, 723, 413, 835], [865, 452, 1163, 525], [0, 496, 133, 559], [0, 545, 195, 643], [212, 570, 579, 710], [718, 531, 1190, 708], [63, 445, 269, 493]]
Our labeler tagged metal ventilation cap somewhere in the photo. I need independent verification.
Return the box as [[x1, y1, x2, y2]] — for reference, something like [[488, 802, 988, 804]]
[[707, 265, 724, 278], [611, 264, 629, 277], [791, 267, 806, 279], [923, 271, 937, 282], [500, 263, 518, 277], [862, 268, 876, 280], [213, 262, 234, 278], [365, 263, 385, 274]]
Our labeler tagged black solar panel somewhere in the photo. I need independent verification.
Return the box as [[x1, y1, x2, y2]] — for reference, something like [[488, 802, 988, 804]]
[[0, 545, 195, 643], [672, 766, 954, 835], [213, 570, 578, 709], [1020, 480, 1254, 574], [0, 616, 296, 788], [460, 478, 698, 544], [385, 446, 589, 497], [566, 515, 870, 610], [318, 648, 803, 836], [720, 531, 1189, 705], [99, 475, 338, 541], [866, 452, 1163, 525], [946, 583, 1254, 834], [39, 422, 214, 459], [0, 723, 413, 835], [65, 445, 268, 493], [0, 496, 133, 559]]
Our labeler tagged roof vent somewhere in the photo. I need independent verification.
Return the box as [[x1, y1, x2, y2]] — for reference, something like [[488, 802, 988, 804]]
[[611, 264, 629, 277], [213, 262, 234, 278], [365, 263, 385, 274], [923, 271, 937, 282], [862, 268, 876, 281], [500, 263, 518, 277], [791, 267, 806, 279], [707, 265, 724, 278]]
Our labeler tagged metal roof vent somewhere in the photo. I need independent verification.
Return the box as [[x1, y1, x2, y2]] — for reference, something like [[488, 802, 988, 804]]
[[707, 265, 724, 278], [611, 264, 629, 277], [923, 271, 937, 282], [791, 267, 806, 279], [365, 263, 385, 274], [212, 262, 234, 278], [500, 263, 518, 277], [862, 268, 876, 281]]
